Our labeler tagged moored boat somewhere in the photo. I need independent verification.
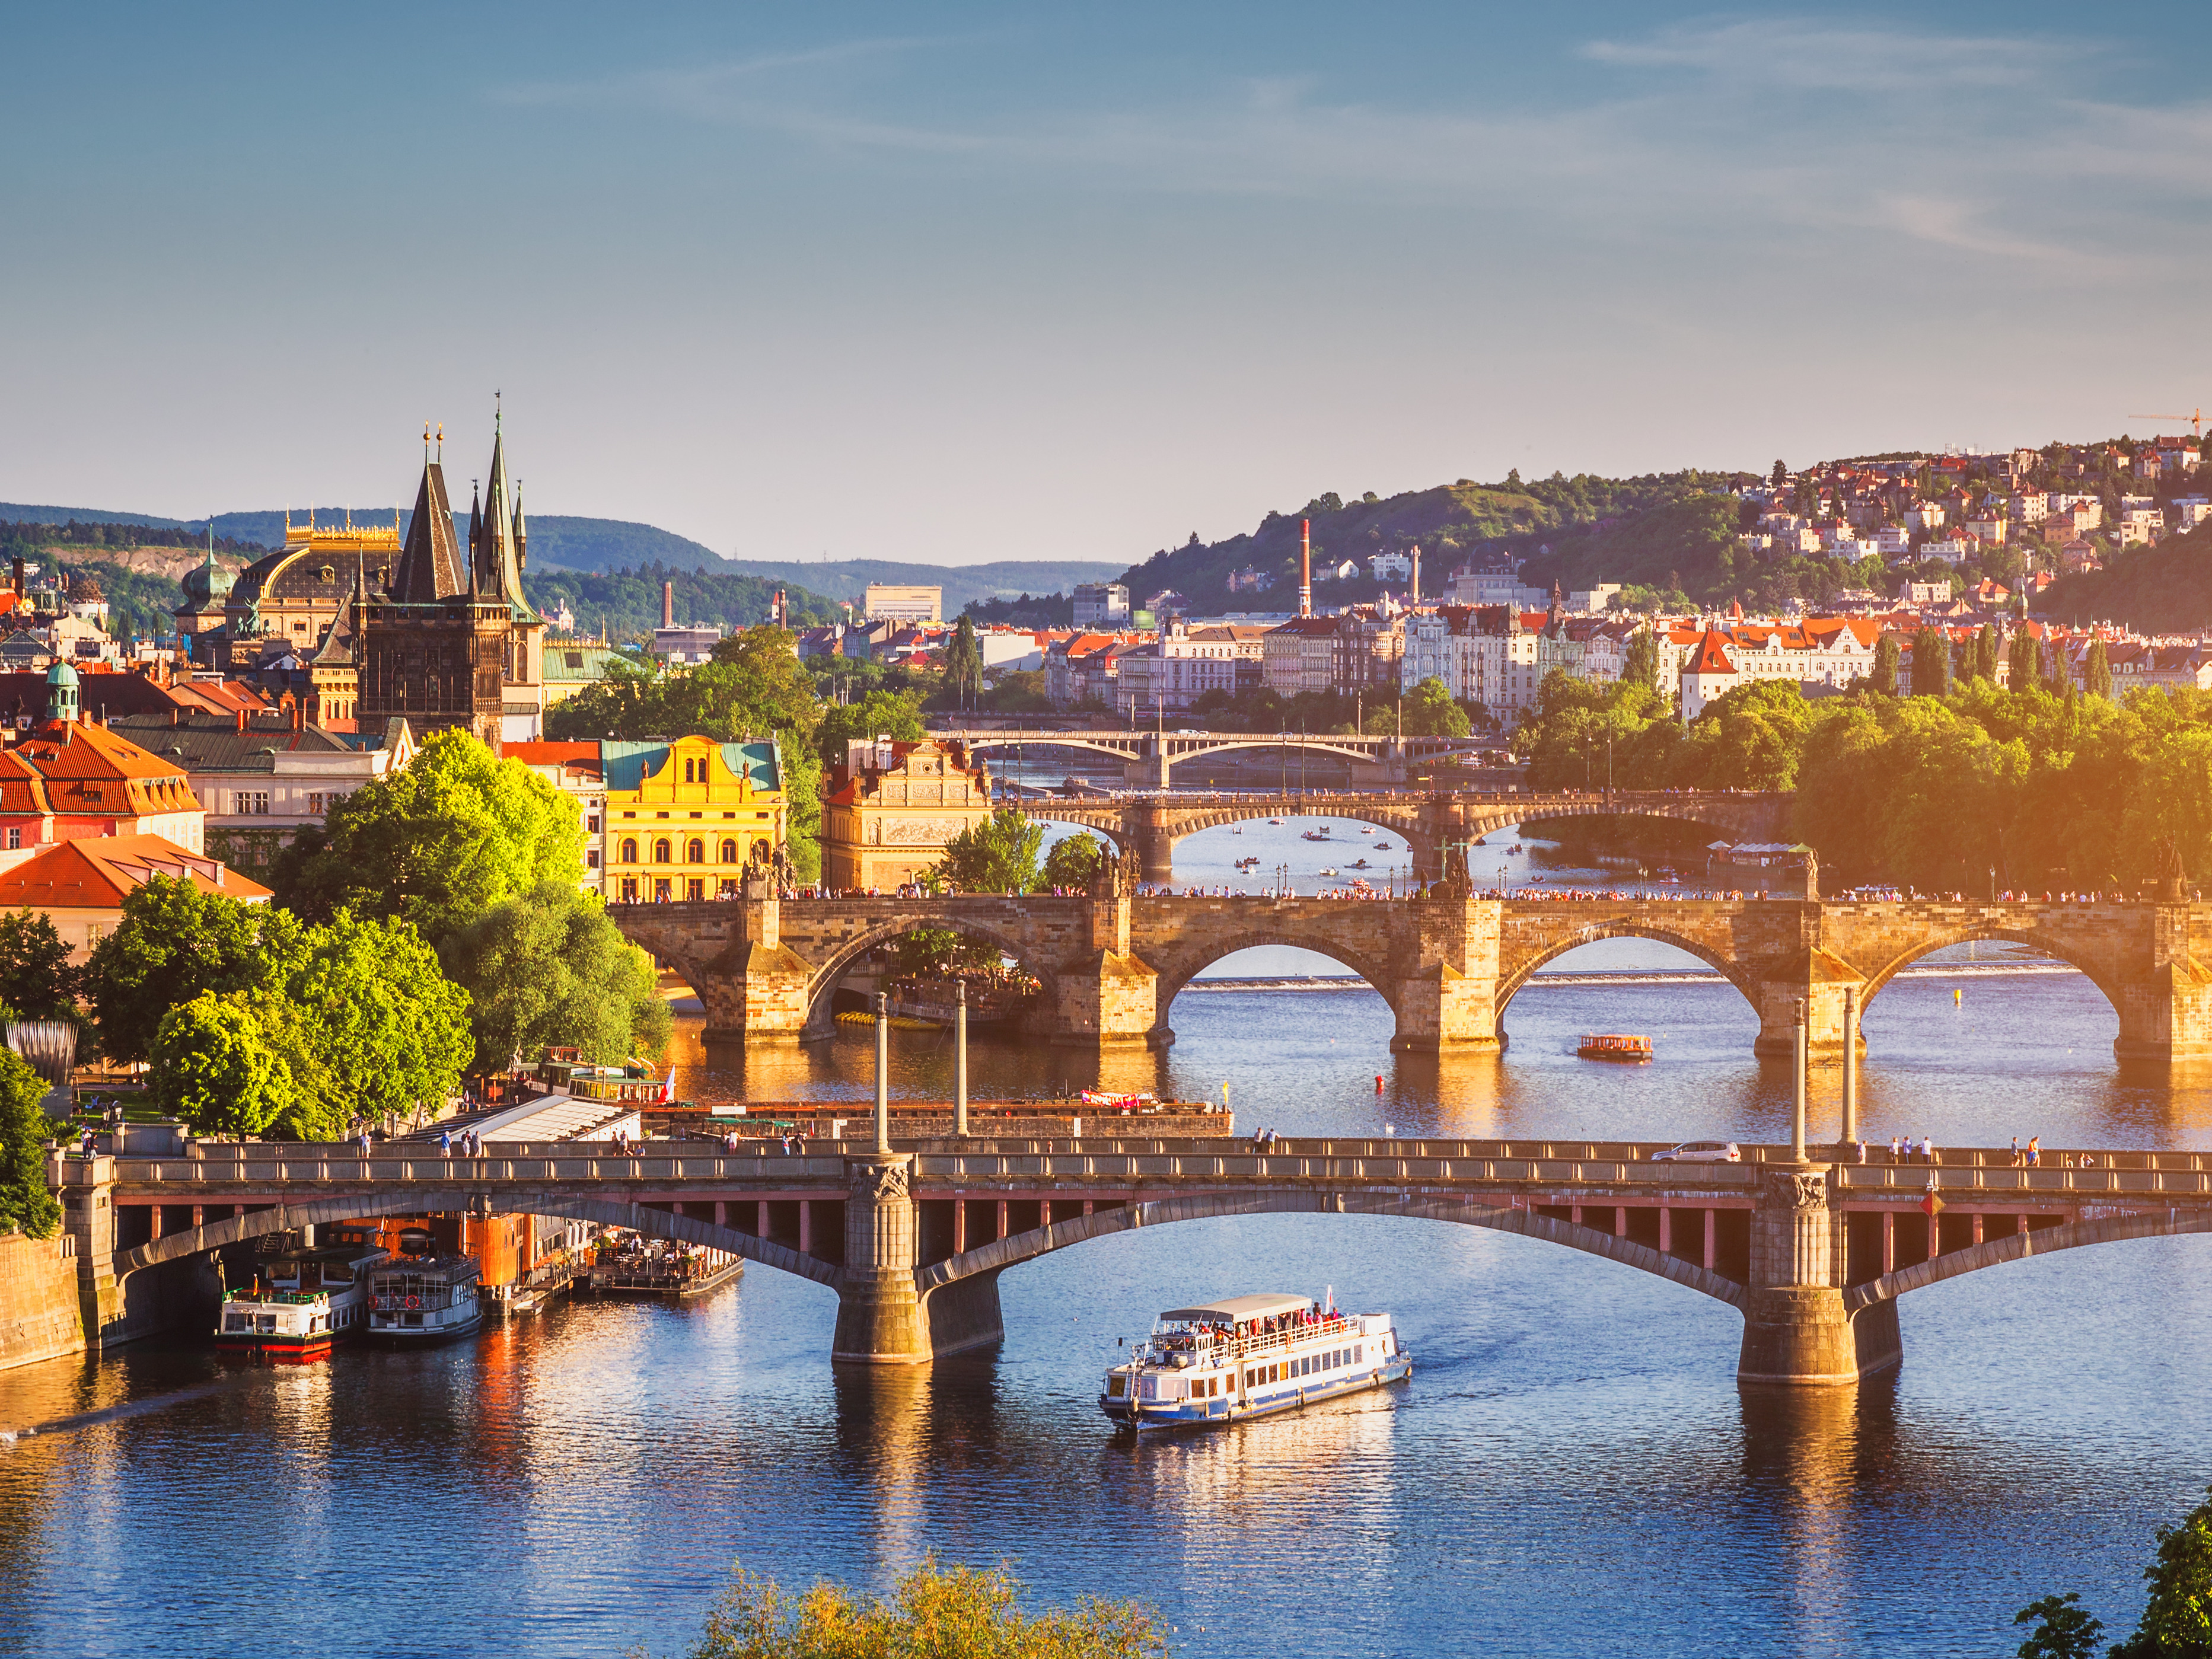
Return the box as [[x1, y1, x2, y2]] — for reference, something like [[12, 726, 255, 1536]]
[[215, 1239, 389, 1361], [365, 1246, 485, 1344], [1101, 1292, 1409, 1431], [1577, 1033, 1653, 1063]]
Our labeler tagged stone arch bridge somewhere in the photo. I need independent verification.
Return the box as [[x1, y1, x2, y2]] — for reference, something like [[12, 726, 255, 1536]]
[[1015, 789, 1790, 883], [56, 1137, 2212, 1389], [612, 891, 2212, 1059], [941, 728, 1489, 790]]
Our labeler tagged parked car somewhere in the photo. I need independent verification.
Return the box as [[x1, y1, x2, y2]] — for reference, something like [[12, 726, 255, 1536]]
[[1650, 1141, 1741, 1163]]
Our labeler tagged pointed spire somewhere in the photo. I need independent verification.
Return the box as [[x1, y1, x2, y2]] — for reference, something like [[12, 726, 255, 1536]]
[[390, 456, 466, 602], [512, 478, 526, 572]]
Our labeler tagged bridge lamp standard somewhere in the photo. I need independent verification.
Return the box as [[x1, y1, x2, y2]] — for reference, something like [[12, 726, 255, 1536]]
[[1792, 997, 1809, 1163]]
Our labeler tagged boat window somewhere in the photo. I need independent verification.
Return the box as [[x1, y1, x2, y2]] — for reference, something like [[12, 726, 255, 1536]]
[[1107, 1376, 1126, 1397]]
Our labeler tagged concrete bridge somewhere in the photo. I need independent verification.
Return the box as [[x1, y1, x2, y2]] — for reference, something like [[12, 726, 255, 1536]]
[[56, 1136, 2212, 1388], [611, 888, 2212, 1060], [1009, 788, 1791, 883], [937, 727, 1489, 789]]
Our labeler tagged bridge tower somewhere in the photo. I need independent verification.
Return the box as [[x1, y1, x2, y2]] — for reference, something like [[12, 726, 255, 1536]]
[[1736, 1166, 1901, 1386]]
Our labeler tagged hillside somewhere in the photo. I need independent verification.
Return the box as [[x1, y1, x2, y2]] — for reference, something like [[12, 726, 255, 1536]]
[[715, 557, 1127, 613], [522, 566, 842, 641], [2042, 519, 2212, 629]]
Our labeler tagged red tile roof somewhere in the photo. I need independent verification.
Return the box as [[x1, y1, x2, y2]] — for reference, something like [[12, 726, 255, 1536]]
[[0, 833, 270, 910]]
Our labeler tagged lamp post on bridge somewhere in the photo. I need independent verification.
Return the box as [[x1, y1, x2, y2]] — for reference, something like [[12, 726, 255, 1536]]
[[954, 981, 968, 1139], [874, 993, 891, 1156], [1792, 997, 1808, 1162]]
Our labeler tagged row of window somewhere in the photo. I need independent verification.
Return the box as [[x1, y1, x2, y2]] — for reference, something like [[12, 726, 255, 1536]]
[[611, 836, 774, 866], [619, 876, 734, 902]]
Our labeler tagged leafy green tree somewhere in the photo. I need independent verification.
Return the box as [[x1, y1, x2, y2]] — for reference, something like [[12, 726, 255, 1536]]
[[944, 615, 984, 705], [1911, 626, 1951, 697], [278, 729, 584, 936], [0, 1047, 59, 1237], [890, 925, 1003, 979], [935, 808, 1045, 894], [2087, 637, 2114, 700], [439, 883, 667, 1076], [1403, 676, 1473, 738], [2109, 1485, 2212, 1657], [680, 1558, 1166, 1659], [1041, 832, 1108, 891], [2014, 1593, 2105, 1659], [289, 913, 472, 1128], [1871, 633, 1901, 696], [0, 909, 78, 1026], [85, 877, 306, 1065], [1623, 627, 1659, 691], [2007, 629, 2039, 690], [151, 993, 296, 1140], [815, 687, 927, 769]]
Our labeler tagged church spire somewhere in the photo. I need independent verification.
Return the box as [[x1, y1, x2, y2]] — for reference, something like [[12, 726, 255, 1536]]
[[511, 478, 526, 571]]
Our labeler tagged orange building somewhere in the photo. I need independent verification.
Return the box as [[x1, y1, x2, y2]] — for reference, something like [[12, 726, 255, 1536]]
[[0, 662, 205, 853], [0, 834, 270, 961]]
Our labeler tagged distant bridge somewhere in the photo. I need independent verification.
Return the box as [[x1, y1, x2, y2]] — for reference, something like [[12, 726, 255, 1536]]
[[936, 727, 1486, 790], [1009, 788, 1790, 882], [58, 1137, 2212, 1387]]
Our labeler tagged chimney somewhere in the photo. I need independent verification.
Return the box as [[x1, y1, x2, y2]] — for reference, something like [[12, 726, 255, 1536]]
[[8, 558, 17, 597], [1410, 545, 1421, 606], [1299, 519, 1313, 618], [235, 707, 246, 734], [661, 581, 675, 630]]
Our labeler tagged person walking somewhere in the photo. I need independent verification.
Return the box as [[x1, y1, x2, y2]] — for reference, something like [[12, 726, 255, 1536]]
[[2027, 1135, 2041, 1167], [438, 1129, 452, 1159], [2009, 1135, 2021, 1167]]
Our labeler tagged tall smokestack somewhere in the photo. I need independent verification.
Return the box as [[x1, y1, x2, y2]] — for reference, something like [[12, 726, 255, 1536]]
[[1410, 545, 1421, 606], [661, 580, 675, 630], [1299, 519, 1312, 618]]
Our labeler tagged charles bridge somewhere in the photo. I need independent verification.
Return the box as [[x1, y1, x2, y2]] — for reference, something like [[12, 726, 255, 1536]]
[[609, 883, 2212, 1061], [55, 1134, 2212, 1389], [939, 727, 1489, 791]]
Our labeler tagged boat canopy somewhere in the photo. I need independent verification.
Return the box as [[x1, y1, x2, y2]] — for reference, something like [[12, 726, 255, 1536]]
[[1158, 1293, 1312, 1324]]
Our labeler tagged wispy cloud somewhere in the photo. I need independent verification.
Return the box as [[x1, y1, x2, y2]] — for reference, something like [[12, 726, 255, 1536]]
[[487, 18, 2212, 277]]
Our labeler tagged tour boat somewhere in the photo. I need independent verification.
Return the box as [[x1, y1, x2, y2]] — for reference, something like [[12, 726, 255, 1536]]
[[1349, 858, 1370, 870], [1577, 1033, 1653, 1063], [1316, 866, 1339, 877], [1268, 817, 1285, 825], [215, 1240, 389, 1361], [1359, 826, 1375, 834], [1374, 842, 1394, 851], [1301, 828, 1332, 842], [1101, 1292, 1409, 1431], [365, 1245, 486, 1344]]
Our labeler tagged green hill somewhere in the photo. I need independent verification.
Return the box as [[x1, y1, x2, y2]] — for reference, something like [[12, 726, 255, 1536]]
[[2041, 519, 2212, 628]]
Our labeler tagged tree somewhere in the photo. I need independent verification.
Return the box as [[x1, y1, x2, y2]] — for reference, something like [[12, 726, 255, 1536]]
[[890, 925, 1003, 979], [679, 1558, 1166, 1659], [934, 808, 1045, 894], [815, 687, 926, 768], [0, 909, 78, 1026], [85, 877, 306, 1065], [440, 884, 667, 1076], [2087, 637, 2114, 701], [2014, 1594, 2105, 1659], [1911, 626, 1951, 697], [0, 1047, 58, 1238], [944, 616, 983, 706], [289, 912, 473, 1128], [151, 993, 296, 1140], [1041, 832, 1107, 892], [2007, 629, 2039, 690], [277, 729, 584, 937], [1871, 633, 1901, 697], [1623, 627, 1659, 691], [1972, 623, 1999, 682], [2112, 1485, 2212, 1657], [1402, 677, 1473, 738]]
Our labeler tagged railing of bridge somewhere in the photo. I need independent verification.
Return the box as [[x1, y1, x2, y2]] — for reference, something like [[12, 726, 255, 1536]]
[[67, 1139, 2212, 1197]]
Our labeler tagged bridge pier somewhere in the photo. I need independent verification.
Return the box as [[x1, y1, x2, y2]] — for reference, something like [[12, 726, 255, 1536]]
[[831, 1153, 1006, 1362], [1736, 1166, 1901, 1387], [1750, 958, 1864, 1059]]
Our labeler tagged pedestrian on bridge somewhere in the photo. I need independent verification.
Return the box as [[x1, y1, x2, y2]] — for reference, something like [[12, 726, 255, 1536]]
[[438, 1130, 452, 1159], [2027, 1137, 2042, 1167]]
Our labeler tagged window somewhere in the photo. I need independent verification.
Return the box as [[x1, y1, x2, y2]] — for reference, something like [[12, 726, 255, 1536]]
[[653, 877, 671, 902], [720, 838, 737, 864], [620, 878, 638, 902], [4, 828, 15, 850], [620, 838, 638, 863], [307, 793, 327, 815], [586, 850, 600, 869], [238, 791, 269, 816], [686, 838, 704, 864], [652, 838, 671, 864], [686, 878, 704, 900], [585, 815, 600, 834], [718, 876, 737, 897]]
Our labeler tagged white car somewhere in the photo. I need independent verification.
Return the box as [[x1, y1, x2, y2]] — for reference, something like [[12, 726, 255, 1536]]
[[1650, 1141, 1741, 1163]]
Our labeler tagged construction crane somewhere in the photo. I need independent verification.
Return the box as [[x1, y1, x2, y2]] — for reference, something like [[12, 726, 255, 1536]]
[[2130, 407, 2205, 438]]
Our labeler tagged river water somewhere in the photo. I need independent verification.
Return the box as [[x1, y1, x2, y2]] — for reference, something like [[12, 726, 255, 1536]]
[[4, 823, 2210, 1657]]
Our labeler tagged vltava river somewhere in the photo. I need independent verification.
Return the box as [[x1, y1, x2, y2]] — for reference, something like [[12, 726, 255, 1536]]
[[3, 829, 2209, 1657]]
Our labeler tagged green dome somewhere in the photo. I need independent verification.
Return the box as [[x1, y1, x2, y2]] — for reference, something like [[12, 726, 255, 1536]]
[[45, 659, 78, 688]]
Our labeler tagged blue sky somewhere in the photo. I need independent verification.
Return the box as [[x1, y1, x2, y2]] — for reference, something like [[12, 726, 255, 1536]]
[[3, 4, 2207, 565]]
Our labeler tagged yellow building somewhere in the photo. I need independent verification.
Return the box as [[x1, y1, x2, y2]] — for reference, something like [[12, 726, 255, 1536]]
[[601, 736, 786, 902], [820, 737, 993, 892]]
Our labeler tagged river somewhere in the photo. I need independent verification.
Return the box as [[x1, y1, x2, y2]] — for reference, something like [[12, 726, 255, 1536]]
[[2, 825, 2209, 1657]]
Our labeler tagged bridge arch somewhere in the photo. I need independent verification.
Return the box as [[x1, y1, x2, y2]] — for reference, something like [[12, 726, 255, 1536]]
[[1466, 800, 1754, 847], [914, 1189, 1746, 1310], [111, 1187, 841, 1288], [1145, 929, 1409, 1040], [801, 913, 1066, 1034], [1857, 929, 2124, 1022], [1494, 921, 1762, 1020], [1843, 1207, 2212, 1313]]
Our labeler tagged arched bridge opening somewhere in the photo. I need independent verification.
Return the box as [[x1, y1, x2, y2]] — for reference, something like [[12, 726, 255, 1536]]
[[1494, 924, 1763, 1037], [1145, 933, 1405, 1049], [800, 914, 1064, 1041]]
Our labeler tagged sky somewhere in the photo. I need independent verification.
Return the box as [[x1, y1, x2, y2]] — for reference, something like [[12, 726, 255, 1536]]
[[3, 3, 2208, 566]]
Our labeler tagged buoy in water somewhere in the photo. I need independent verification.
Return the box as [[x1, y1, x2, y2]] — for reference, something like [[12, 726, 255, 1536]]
[[1375, 1074, 1385, 1093], [1955, 987, 1963, 1005]]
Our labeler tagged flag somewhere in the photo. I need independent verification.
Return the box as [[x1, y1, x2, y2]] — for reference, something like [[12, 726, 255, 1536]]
[[1920, 1188, 1944, 1218], [659, 1068, 676, 1105]]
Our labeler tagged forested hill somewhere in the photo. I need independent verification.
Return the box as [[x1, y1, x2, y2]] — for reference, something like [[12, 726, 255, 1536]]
[[2040, 519, 2212, 630], [521, 566, 842, 640], [1112, 473, 1739, 612]]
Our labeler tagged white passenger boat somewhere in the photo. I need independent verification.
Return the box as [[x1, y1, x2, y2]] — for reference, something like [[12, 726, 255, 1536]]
[[365, 1248, 485, 1344], [215, 1240, 389, 1362], [1100, 1292, 1410, 1431]]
